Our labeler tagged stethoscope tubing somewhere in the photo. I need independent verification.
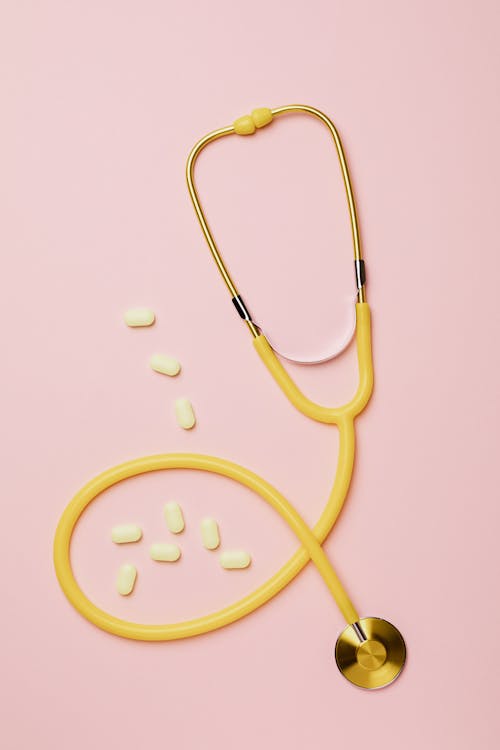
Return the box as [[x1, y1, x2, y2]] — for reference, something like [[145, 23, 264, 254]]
[[54, 303, 372, 640], [54, 433, 357, 640]]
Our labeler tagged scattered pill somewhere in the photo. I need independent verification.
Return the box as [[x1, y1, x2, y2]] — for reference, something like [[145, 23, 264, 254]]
[[219, 549, 251, 570], [124, 307, 155, 327], [111, 524, 142, 544], [116, 564, 137, 595], [175, 397, 196, 429], [164, 501, 185, 533], [200, 518, 220, 550], [150, 542, 181, 562], [150, 353, 181, 377]]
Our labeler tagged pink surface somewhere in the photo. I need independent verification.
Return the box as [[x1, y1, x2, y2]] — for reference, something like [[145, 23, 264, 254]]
[[1, 1, 499, 748]]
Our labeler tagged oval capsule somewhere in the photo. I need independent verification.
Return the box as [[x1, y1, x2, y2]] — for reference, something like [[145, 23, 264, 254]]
[[219, 550, 251, 570], [116, 564, 137, 595], [150, 543, 181, 562], [164, 501, 185, 533], [175, 398, 196, 429], [124, 307, 155, 327], [200, 518, 220, 550], [150, 353, 181, 377], [111, 524, 142, 544]]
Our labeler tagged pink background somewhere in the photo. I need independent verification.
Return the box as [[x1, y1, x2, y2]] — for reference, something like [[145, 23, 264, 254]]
[[1, 1, 499, 748]]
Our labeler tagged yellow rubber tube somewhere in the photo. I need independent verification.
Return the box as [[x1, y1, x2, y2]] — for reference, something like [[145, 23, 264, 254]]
[[53, 304, 373, 641], [253, 303, 373, 423]]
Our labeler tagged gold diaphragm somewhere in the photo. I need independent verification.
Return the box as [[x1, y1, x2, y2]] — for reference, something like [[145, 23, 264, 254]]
[[335, 617, 406, 689]]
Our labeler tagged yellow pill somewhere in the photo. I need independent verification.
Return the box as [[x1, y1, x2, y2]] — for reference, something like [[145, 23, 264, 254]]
[[111, 524, 142, 544], [175, 398, 196, 429], [200, 518, 220, 550], [150, 353, 181, 376], [124, 307, 155, 327], [164, 501, 185, 533], [219, 549, 251, 569], [116, 564, 137, 595], [150, 542, 181, 562]]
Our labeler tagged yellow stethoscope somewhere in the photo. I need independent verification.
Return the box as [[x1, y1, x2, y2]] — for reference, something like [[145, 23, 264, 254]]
[[54, 104, 406, 689]]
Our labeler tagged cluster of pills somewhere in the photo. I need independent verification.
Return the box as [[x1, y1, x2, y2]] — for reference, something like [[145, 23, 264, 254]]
[[116, 308, 249, 595], [112, 501, 251, 596], [124, 307, 195, 430]]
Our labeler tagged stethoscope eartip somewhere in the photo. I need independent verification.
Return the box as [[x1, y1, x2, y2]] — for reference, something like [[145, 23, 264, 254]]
[[335, 617, 406, 689]]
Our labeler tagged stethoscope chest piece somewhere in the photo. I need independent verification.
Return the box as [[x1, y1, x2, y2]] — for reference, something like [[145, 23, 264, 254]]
[[335, 618, 406, 689]]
